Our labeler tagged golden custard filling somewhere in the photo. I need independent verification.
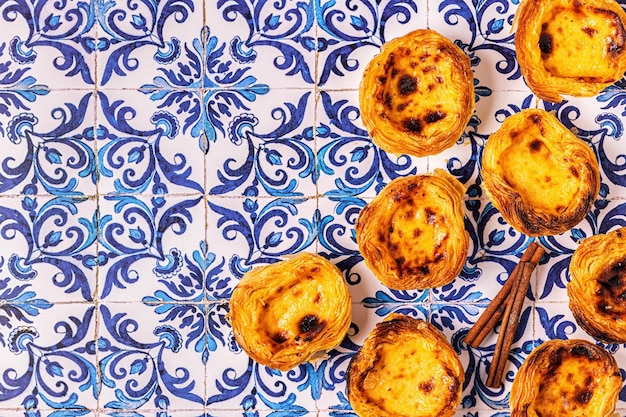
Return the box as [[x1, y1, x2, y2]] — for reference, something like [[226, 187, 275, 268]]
[[356, 169, 468, 290], [362, 338, 456, 416], [532, 350, 610, 415], [511, 340, 621, 417], [359, 29, 474, 157], [481, 108, 600, 236], [540, 5, 626, 81], [568, 227, 626, 343], [347, 314, 464, 417], [498, 134, 580, 213], [377, 44, 463, 138], [229, 252, 351, 371], [259, 276, 328, 351], [387, 191, 449, 276]]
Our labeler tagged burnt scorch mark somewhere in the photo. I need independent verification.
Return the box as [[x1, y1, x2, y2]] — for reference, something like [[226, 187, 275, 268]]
[[539, 32, 553, 55], [576, 390, 593, 405], [272, 332, 289, 344], [570, 344, 597, 360], [299, 315, 319, 333], [404, 118, 423, 133], [425, 110, 446, 124], [398, 75, 418, 95], [420, 379, 435, 393], [425, 207, 437, 224], [384, 93, 393, 109], [529, 139, 543, 152], [581, 26, 597, 37]]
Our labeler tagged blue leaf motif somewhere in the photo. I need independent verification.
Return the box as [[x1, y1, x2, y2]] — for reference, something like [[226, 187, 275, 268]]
[[265, 149, 283, 166], [45, 231, 62, 247], [265, 14, 281, 30], [129, 227, 146, 243], [487, 229, 505, 247], [350, 15, 368, 32], [127, 146, 145, 163], [570, 228, 586, 242], [350, 146, 368, 162], [130, 358, 147, 375], [46, 360, 64, 377], [488, 18, 504, 34], [265, 231, 282, 248], [45, 148, 63, 164], [44, 14, 61, 30], [131, 14, 147, 30]]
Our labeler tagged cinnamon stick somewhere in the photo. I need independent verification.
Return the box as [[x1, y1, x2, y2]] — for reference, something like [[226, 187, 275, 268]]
[[486, 265, 522, 388], [464, 242, 539, 347], [486, 246, 545, 388]]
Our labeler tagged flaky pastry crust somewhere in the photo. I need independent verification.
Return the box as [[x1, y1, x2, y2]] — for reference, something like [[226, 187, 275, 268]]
[[347, 314, 464, 417], [515, 0, 626, 102], [356, 169, 468, 290], [568, 227, 626, 343], [359, 29, 475, 157], [510, 339, 621, 417], [481, 109, 599, 237], [229, 252, 351, 371]]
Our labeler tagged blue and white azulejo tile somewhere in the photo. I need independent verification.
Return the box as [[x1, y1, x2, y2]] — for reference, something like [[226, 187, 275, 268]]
[[1, 0, 626, 416]]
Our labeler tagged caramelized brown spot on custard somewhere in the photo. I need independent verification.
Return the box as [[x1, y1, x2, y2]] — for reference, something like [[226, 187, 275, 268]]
[[539, 31, 553, 55], [299, 314, 319, 333], [404, 118, 423, 133], [272, 332, 289, 344], [570, 166, 580, 178], [581, 26, 597, 37], [425, 110, 447, 124], [425, 207, 437, 224], [398, 75, 418, 95], [576, 390, 593, 404], [529, 139, 543, 152], [420, 379, 435, 393]]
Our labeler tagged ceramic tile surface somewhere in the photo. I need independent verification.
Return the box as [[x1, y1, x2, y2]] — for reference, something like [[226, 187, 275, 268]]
[[1, 0, 626, 416]]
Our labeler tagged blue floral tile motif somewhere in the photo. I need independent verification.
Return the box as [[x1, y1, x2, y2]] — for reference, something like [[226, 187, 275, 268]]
[[315, 0, 425, 87], [0, 0, 97, 85], [206, 90, 316, 197], [98, 303, 206, 412], [97, 0, 197, 86], [209, 0, 317, 88], [139, 24, 271, 155], [1, 0, 626, 415], [0, 195, 98, 302], [96, 90, 205, 195], [0, 304, 98, 411], [0, 92, 97, 197]]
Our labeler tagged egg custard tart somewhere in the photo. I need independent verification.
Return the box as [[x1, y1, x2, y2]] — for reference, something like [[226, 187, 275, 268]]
[[514, 0, 626, 103], [510, 339, 621, 417], [568, 227, 626, 343], [481, 109, 600, 237], [359, 29, 475, 157], [229, 252, 351, 371], [347, 314, 464, 417], [356, 169, 468, 290]]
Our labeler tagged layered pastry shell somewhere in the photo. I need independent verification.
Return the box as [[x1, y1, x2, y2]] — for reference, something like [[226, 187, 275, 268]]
[[347, 314, 464, 417], [568, 226, 626, 343], [481, 108, 600, 237], [356, 169, 468, 290], [514, 0, 626, 102], [510, 338, 621, 417], [359, 29, 475, 157], [229, 252, 351, 371]]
